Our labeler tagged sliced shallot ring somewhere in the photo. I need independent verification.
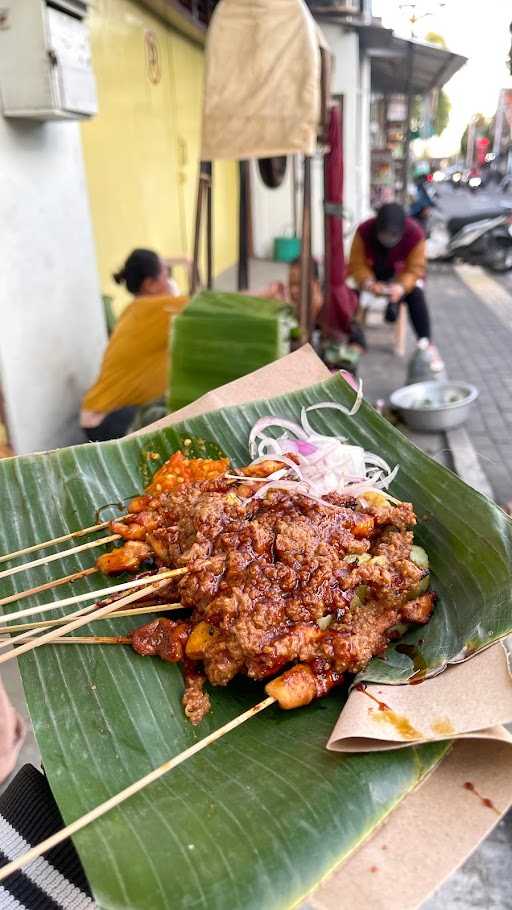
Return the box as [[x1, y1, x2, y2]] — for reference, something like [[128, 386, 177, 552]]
[[257, 437, 282, 458], [226, 468, 289, 484], [364, 453, 392, 473], [242, 453, 304, 482], [300, 382, 363, 433], [249, 417, 308, 458]]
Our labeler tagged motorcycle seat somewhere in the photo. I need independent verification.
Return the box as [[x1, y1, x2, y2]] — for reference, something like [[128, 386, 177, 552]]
[[447, 210, 509, 235]]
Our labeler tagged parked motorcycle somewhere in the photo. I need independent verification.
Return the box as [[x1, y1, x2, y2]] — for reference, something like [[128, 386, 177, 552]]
[[427, 208, 512, 272], [467, 173, 482, 192]]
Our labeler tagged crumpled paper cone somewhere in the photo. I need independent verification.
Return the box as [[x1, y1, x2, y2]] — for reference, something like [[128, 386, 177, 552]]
[[328, 643, 512, 752], [131, 343, 329, 438]]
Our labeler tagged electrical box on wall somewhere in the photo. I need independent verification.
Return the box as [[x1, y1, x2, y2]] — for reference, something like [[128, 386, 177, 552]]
[[0, 0, 97, 120]]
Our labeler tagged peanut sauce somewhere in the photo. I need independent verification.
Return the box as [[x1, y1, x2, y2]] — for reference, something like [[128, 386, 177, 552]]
[[463, 781, 500, 815]]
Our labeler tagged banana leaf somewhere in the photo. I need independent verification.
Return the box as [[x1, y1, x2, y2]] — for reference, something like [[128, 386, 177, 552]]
[[168, 290, 294, 411], [2, 371, 512, 909]]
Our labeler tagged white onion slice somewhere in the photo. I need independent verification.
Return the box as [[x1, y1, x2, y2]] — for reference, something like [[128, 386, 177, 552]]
[[300, 381, 363, 432], [241, 386, 399, 510], [246, 453, 304, 481], [249, 417, 308, 458]]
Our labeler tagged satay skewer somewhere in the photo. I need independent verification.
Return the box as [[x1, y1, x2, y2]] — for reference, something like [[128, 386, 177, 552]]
[[10, 634, 133, 646], [0, 566, 98, 608], [0, 603, 113, 651], [0, 568, 186, 627], [0, 602, 184, 635], [0, 534, 120, 581], [0, 695, 275, 883], [0, 574, 178, 666], [0, 589, 182, 653], [0, 521, 111, 565]]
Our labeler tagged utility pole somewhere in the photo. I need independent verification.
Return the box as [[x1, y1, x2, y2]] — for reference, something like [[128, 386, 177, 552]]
[[493, 91, 505, 160], [466, 117, 476, 169]]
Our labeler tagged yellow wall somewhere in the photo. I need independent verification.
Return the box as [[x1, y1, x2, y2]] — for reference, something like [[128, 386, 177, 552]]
[[81, 0, 238, 309]]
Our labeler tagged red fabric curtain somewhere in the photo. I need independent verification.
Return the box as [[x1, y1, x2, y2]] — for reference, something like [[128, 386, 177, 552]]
[[319, 104, 358, 338]]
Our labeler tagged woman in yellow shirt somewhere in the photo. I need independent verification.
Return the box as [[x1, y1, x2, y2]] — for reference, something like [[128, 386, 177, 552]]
[[81, 249, 187, 441]]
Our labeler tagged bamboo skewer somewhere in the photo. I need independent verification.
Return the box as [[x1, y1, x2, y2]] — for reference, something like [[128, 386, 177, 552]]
[[0, 575, 177, 666], [0, 584, 183, 653], [0, 603, 184, 635], [0, 568, 187, 626], [0, 535, 120, 581], [0, 522, 110, 565], [0, 566, 98, 608], [0, 603, 103, 652], [19, 635, 134, 645], [0, 695, 275, 883]]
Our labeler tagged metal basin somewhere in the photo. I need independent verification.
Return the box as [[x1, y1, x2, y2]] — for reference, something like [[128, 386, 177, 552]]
[[390, 380, 479, 432]]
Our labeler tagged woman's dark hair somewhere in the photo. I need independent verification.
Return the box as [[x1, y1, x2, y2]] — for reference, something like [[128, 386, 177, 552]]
[[113, 248, 161, 295], [291, 257, 320, 281], [376, 203, 406, 235]]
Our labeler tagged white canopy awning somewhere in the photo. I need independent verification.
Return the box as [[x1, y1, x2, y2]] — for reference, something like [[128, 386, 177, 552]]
[[201, 0, 326, 161]]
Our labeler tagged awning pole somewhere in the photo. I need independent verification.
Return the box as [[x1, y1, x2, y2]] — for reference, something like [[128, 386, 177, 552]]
[[190, 162, 209, 294], [292, 156, 299, 238], [238, 161, 250, 290], [401, 42, 415, 206], [205, 161, 213, 289], [299, 155, 313, 342], [323, 149, 331, 321]]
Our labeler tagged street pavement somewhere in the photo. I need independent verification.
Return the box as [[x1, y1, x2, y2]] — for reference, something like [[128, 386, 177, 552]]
[[433, 183, 512, 507], [359, 186, 512, 908], [360, 260, 512, 507], [425, 185, 512, 909], [359, 181, 512, 507]]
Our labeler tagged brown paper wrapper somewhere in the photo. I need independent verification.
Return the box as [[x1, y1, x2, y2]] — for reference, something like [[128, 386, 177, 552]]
[[137, 345, 512, 908], [131, 344, 330, 437], [328, 644, 512, 752]]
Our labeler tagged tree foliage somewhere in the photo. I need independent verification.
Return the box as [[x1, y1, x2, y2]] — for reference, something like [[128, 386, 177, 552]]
[[425, 31, 447, 49], [409, 33, 450, 138], [434, 90, 451, 136], [410, 89, 451, 139], [460, 113, 492, 156]]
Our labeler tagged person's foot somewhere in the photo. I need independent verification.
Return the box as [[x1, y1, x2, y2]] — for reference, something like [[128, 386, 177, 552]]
[[426, 342, 445, 372], [322, 342, 360, 369], [348, 321, 368, 351], [385, 301, 399, 323]]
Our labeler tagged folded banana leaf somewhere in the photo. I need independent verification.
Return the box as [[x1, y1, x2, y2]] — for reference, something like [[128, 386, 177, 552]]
[[168, 290, 294, 411], [2, 371, 512, 909]]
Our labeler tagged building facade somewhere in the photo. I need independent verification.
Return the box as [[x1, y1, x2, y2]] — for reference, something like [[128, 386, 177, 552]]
[[0, 0, 236, 454], [0, 0, 464, 455], [82, 0, 238, 306]]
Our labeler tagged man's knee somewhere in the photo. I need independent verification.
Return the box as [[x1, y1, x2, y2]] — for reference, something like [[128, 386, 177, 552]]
[[404, 286, 426, 304]]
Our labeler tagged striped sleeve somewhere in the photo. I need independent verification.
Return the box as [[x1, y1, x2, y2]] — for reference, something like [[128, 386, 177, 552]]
[[0, 765, 94, 910]]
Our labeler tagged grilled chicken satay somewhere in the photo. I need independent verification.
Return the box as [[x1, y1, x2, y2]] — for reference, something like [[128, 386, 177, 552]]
[[131, 618, 210, 723], [129, 586, 435, 721], [94, 452, 436, 723], [96, 453, 231, 575]]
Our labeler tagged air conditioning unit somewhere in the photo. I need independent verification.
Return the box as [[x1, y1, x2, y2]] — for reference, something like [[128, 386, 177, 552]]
[[49, 0, 89, 16], [0, 0, 97, 120]]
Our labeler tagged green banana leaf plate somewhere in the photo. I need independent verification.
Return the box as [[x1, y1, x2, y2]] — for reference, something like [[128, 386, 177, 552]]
[[1, 372, 512, 910]]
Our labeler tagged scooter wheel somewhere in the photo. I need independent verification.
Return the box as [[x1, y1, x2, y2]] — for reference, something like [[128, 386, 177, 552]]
[[487, 238, 512, 272]]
